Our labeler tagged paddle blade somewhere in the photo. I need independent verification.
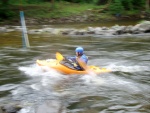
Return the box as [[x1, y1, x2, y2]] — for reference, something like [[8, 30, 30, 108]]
[[77, 58, 95, 75], [56, 52, 64, 61]]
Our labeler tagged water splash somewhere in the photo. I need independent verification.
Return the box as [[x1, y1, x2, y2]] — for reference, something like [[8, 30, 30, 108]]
[[18, 63, 67, 88], [18, 107, 34, 113], [79, 74, 105, 85], [18, 63, 61, 77]]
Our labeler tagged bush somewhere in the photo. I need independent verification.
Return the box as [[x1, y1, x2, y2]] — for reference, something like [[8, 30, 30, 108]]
[[0, 6, 16, 20], [122, 0, 133, 10], [109, 0, 124, 15], [96, 0, 108, 5], [132, 0, 145, 9], [26, 0, 43, 4], [63, 0, 94, 3]]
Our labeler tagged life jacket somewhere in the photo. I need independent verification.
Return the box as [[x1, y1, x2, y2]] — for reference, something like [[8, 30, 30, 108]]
[[61, 54, 88, 71]]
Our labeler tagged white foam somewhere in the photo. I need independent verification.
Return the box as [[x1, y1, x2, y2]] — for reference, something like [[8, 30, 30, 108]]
[[30, 84, 40, 90], [18, 107, 34, 113], [102, 75, 144, 93], [107, 64, 149, 72], [19, 64, 44, 76], [80, 74, 105, 85], [18, 64, 61, 77], [0, 84, 18, 91]]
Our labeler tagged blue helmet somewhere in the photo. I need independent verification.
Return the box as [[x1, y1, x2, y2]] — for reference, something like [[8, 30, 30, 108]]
[[75, 47, 84, 55]]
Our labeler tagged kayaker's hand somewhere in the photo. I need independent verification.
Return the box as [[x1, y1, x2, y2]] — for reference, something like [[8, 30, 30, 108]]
[[63, 56, 67, 60], [73, 63, 77, 67]]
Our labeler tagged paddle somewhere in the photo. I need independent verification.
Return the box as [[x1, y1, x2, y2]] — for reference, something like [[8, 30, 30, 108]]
[[56, 52, 64, 61], [76, 58, 92, 73], [76, 58, 87, 70]]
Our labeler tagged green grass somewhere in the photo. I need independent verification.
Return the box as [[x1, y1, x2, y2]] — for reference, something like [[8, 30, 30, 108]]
[[124, 10, 140, 15], [10, 2, 104, 18]]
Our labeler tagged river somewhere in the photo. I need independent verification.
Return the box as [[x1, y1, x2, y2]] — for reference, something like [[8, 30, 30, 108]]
[[0, 21, 150, 113]]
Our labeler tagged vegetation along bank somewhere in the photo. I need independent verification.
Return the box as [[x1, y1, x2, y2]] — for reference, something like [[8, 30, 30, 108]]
[[0, 0, 150, 25]]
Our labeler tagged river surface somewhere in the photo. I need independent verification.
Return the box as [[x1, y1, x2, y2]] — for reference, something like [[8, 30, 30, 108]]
[[0, 21, 150, 113]]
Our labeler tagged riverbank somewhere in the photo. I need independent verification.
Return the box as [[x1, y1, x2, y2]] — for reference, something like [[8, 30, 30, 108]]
[[0, 2, 150, 25], [0, 11, 149, 26], [0, 13, 150, 27]]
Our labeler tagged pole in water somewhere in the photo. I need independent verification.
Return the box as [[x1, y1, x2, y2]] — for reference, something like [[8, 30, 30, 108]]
[[20, 11, 30, 48]]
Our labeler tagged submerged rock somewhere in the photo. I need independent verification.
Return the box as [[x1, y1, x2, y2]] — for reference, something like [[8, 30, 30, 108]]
[[0, 103, 22, 113]]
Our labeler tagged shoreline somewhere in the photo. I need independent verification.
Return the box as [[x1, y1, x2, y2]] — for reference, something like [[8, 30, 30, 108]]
[[0, 14, 149, 26], [1, 20, 150, 38]]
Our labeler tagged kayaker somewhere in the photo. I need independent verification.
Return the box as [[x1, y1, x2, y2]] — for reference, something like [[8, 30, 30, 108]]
[[65, 47, 88, 70]]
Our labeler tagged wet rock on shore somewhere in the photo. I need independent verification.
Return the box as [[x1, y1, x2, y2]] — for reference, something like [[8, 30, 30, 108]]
[[1, 20, 150, 37]]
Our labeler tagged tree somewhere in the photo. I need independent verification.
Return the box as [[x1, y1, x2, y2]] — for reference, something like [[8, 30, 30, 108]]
[[146, 0, 150, 10], [122, 0, 133, 10], [1, 0, 9, 5], [132, 0, 145, 9], [96, 0, 108, 5], [109, 0, 124, 14], [51, 0, 55, 9], [0, 0, 16, 20]]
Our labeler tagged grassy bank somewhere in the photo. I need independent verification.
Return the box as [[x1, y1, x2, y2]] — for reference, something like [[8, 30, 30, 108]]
[[6, 2, 105, 18], [0, 1, 147, 25]]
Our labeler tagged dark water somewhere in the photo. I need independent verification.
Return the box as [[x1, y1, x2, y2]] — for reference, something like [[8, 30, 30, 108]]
[[0, 22, 150, 113]]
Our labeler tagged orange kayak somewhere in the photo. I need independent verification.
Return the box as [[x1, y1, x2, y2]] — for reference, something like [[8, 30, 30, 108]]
[[36, 59, 111, 75]]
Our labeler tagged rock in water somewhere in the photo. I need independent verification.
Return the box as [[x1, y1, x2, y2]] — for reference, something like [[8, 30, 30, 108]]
[[0, 104, 22, 113]]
